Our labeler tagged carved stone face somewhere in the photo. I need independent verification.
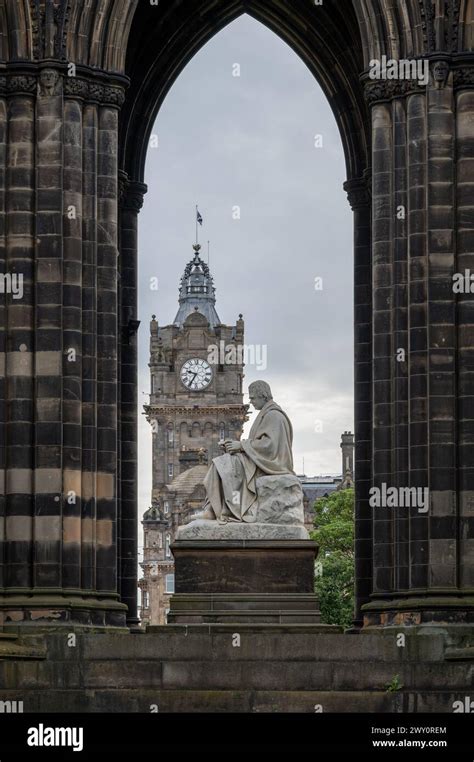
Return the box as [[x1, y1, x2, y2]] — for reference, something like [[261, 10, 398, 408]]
[[433, 61, 449, 83], [249, 392, 267, 410], [40, 68, 59, 94]]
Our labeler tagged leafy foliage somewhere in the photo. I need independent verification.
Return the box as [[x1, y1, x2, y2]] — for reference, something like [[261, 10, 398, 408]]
[[311, 488, 355, 629]]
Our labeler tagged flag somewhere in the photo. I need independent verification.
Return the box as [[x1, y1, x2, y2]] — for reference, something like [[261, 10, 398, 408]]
[[196, 209, 203, 226]]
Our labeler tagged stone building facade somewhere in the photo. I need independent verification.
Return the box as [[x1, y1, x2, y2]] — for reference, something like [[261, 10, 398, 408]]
[[139, 246, 248, 625], [301, 431, 355, 531]]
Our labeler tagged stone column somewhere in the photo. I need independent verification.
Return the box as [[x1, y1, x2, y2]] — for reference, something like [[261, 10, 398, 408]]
[[455, 68, 474, 595], [62, 91, 83, 591], [95, 103, 119, 598], [362, 63, 474, 627], [118, 175, 147, 628], [0, 67, 129, 630], [5, 77, 36, 594], [34, 68, 64, 591], [0, 85, 6, 593], [344, 175, 372, 628], [81, 102, 99, 595]]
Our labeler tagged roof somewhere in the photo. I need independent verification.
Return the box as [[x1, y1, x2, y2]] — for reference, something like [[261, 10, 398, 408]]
[[166, 464, 208, 499], [173, 245, 221, 329]]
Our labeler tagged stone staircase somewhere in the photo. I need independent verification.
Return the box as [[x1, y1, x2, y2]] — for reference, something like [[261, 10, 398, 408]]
[[0, 626, 473, 712]]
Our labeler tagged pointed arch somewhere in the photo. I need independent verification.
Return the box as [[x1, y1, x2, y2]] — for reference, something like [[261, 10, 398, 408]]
[[120, 0, 371, 183]]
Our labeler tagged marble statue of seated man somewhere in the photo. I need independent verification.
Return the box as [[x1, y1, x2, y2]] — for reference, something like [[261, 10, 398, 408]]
[[195, 380, 301, 525]]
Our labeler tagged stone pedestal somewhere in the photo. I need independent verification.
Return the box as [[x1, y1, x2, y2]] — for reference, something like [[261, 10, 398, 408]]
[[168, 540, 321, 624]]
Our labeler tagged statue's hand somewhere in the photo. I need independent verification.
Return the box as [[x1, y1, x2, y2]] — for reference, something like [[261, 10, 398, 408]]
[[224, 440, 242, 455]]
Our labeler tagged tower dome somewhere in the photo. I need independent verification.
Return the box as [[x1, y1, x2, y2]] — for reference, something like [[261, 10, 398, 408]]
[[173, 244, 221, 329]]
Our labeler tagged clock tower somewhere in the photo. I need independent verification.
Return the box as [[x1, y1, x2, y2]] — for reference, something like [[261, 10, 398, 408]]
[[139, 244, 248, 625]]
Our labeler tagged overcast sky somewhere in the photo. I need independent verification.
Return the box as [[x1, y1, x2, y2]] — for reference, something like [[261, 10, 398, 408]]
[[137, 14, 353, 518]]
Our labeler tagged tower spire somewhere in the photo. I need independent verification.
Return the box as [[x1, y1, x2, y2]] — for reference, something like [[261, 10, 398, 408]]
[[173, 243, 221, 329]]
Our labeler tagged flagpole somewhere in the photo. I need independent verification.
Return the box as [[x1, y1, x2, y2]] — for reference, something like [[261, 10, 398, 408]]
[[207, 240, 210, 267], [195, 205, 198, 245]]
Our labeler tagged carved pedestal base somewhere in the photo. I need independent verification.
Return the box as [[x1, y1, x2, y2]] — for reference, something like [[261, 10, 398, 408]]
[[168, 539, 322, 625]]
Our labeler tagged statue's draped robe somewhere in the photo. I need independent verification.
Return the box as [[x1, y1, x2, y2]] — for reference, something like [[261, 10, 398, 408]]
[[203, 400, 295, 522]]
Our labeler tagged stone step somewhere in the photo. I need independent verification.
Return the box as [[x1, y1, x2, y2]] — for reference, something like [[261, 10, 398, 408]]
[[3, 657, 471, 692], [54, 630, 447, 663], [0, 688, 416, 714], [168, 593, 322, 624], [0, 688, 467, 713]]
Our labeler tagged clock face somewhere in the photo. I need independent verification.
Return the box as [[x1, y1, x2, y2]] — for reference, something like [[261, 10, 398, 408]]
[[180, 358, 213, 391]]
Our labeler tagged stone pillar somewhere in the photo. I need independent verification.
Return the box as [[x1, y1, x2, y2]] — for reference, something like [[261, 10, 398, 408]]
[[0, 86, 6, 593], [35, 68, 64, 591], [362, 63, 474, 627], [5, 78, 36, 594], [96, 103, 119, 598], [344, 176, 372, 628], [81, 102, 99, 595], [0, 67, 129, 630], [62, 87, 83, 591], [118, 175, 147, 628], [456, 74, 474, 594]]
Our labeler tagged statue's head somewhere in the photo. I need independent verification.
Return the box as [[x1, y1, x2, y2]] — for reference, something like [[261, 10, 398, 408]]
[[248, 380, 272, 410]]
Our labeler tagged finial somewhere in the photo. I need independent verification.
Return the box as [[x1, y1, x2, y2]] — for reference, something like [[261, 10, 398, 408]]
[[193, 244, 201, 253], [152, 314, 156, 320], [239, 314, 243, 319]]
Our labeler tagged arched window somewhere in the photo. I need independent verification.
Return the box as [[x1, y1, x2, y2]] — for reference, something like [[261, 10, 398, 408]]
[[165, 573, 175, 594]]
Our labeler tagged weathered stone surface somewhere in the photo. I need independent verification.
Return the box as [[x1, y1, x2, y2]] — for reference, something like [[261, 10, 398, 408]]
[[0, 628, 472, 713], [178, 518, 308, 540], [255, 474, 306, 525], [178, 474, 307, 539], [169, 538, 319, 622]]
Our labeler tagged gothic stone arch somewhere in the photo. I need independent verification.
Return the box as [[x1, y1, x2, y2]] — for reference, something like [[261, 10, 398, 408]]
[[0, 0, 473, 630]]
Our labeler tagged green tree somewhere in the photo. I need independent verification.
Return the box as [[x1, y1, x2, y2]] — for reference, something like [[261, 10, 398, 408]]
[[310, 488, 355, 629]]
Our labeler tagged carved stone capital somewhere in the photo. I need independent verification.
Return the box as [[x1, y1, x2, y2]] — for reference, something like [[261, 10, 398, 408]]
[[453, 65, 474, 90], [344, 177, 371, 210], [364, 78, 424, 106], [64, 77, 126, 106], [0, 69, 126, 104], [120, 179, 148, 213], [63, 76, 89, 99], [5, 75, 37, 96]]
